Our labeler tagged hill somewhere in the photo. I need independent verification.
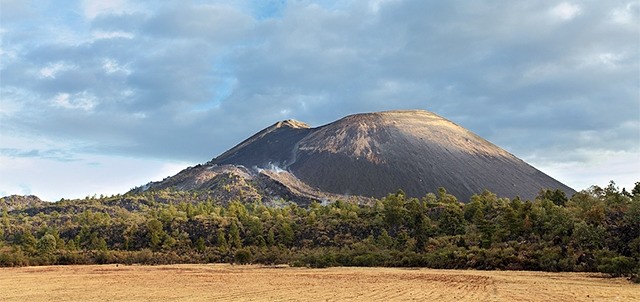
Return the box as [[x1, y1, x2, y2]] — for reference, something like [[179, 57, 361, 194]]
[[0, 195, 44, 211], [149, 110, 574, 201]]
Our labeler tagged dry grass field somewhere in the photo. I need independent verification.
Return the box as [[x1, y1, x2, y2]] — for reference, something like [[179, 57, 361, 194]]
[[0, 264, 637, 302]]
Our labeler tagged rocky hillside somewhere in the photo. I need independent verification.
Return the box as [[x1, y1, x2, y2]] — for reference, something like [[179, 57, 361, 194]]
[[133, 164, 370, 207], [0, 195, 45, 211]]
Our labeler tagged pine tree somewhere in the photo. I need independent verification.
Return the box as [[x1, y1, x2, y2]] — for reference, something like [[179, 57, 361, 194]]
[[229, 221, 242, 249]]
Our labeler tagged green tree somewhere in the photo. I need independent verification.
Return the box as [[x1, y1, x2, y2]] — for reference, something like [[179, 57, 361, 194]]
[[21, 232, 37, 254], [277, 221, 294, 246], [66, 239, 78, 250], [266, 228, 276, 246], [216, 227, 228, 248], [437, 204, 465, 236], [472, 208, 493, 248], [604, 181, 626, 204], [437, 187, 458, 204], [376, 229, 394, 249], [36, 234, 57, 256], [538, 189, 569, 206], [383, 190, 407, 230], [196, 237, 206, 253], [228, 220, 242, 249], [147, 219, 164, 251], [498, 202, 520, 241], [89, 232, 107, 251], [1, 207, 9, 230], [631, 182, 640, 196], [572, 221, 605, 250]]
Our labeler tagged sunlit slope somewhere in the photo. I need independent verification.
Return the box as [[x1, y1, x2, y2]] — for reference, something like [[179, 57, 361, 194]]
[[209, 110, 574, 201]]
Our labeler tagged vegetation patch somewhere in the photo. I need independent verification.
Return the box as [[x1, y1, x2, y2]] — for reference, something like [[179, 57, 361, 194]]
[[1, 181, 638, 282]]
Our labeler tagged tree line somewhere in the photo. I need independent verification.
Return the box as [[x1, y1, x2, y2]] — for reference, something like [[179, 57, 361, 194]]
[[0, 181, 638, 282]]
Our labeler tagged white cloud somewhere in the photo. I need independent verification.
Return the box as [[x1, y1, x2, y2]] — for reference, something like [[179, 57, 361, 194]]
[[0, 153, 192, 201], [0, 46, 18, 68], [532, 150, 640, 192], [102, 58, 131, 74], [39, 62, 75, 79], [369, 0, 399, 14], [0, 99, 21, 116], [52, 92, 97, 111], [81, 0, 129, 19], [550, 2, 582, 21], [0, 87, 27, 116], [0, 123, 188, 201], [595, 53, 623, 66], [611, 2, 639, 25], [92, 31, 135, 40], [133, 112, 147, 119]]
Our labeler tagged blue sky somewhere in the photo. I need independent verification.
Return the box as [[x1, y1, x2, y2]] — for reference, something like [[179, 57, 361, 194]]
[[1, 0, 638, 201]]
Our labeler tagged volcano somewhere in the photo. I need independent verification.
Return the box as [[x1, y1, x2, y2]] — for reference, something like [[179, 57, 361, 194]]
[[143, 110, 574, 202]]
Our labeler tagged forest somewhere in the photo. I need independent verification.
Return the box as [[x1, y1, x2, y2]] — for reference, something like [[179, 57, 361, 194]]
[[1, 181, 638, 282]]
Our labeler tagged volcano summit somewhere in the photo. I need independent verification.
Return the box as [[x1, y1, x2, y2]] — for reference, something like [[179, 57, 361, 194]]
[[144, 110, 574, 202]]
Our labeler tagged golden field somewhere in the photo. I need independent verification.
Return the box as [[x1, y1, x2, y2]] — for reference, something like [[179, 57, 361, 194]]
[[0, 264, 637, 301]]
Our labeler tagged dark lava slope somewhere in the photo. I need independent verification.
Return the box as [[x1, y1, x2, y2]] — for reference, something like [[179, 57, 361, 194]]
[[209, 110, 575, 201]]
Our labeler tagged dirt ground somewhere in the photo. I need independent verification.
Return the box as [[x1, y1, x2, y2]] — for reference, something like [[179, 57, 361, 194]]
[[0, 264, 637, 301]]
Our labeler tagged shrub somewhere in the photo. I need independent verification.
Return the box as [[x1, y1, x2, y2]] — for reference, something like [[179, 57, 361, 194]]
[[234, 249, 252, 265], [598, 256, 635, 277], [0, 248, 28, 267]]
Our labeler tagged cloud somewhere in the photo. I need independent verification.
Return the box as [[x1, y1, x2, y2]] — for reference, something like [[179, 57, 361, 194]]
[[0, 148, 77, 162], [81, 0, 131, 19], [51, 92, 97, 111], [102, 58, 131, 74], [0, 153, 191, 201], [550, 2, 582, 21], [0, 0, 638, 198], [39, 62, 76, 79], [531, 150, 640, 192], [610, 2, 639, 25], [144, 4, 254, 41], [91, 31, 135, 40]]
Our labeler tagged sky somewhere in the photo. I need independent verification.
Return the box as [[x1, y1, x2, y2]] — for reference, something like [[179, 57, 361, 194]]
[[0, 0, 638, 201]]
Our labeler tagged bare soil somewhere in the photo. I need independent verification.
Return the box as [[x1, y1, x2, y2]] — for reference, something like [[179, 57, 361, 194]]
[[0, 264, 637, 301]]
